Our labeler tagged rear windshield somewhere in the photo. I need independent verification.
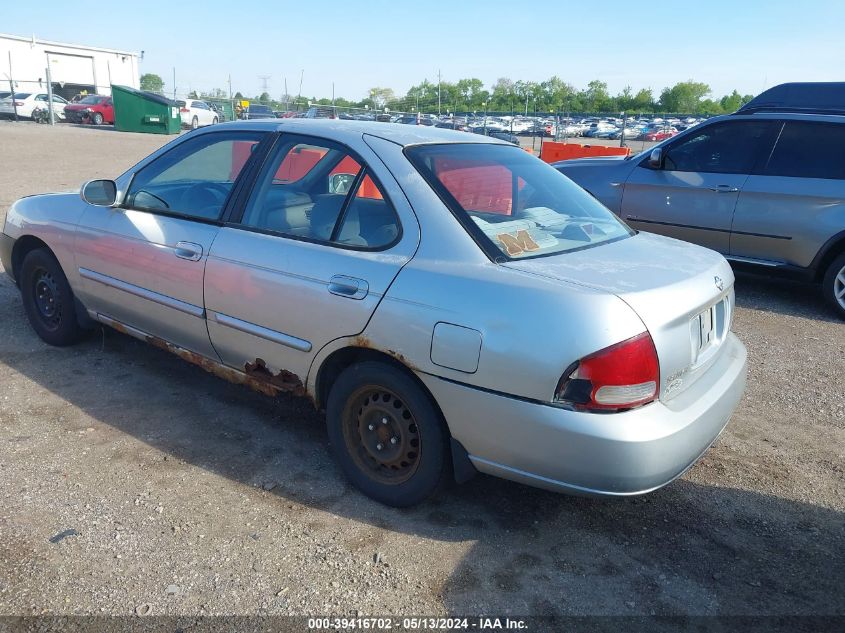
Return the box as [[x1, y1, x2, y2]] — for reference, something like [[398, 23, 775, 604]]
[[78, 95, 104, 104], [406, 143, 634, 260], [249, 105, 272, 113], [11, 93, 31, 99]]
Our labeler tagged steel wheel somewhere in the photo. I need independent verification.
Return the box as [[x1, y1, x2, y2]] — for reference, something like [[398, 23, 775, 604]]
[[326, 361, 449, 506], [32, 267, 63, 331], [342, 386, 421, 485], [20, 248, 89, 346]]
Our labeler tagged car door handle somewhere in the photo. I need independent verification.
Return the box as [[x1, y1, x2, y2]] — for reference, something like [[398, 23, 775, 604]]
[[710, 185, 739, 193], [174, 241, 203, 261], [328, 275, 369, 300]]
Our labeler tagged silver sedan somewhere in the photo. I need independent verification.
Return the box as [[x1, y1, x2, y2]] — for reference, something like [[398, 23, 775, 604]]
[[0, 120, 747, 506]]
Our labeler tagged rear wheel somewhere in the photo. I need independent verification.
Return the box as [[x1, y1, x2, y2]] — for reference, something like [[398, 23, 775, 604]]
[[212, 116, 218, 125], [191, 116, 199, 130], [20, 249, 88, 346], [822, 252, 845, 319], [326, 362, 448, 507]]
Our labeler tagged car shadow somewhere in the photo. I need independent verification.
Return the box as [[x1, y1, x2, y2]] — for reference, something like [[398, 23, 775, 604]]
[[733, 271, 842, 323], [0, 289, 842, 618]]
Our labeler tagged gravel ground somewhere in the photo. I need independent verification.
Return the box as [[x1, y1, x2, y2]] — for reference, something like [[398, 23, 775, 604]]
[[0, 122, 842, 619]]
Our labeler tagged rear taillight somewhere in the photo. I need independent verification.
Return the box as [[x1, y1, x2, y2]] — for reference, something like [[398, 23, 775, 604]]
[[554, 332, 659, 412], [14, 101, 24, 106], [180, 107, 189, 113]]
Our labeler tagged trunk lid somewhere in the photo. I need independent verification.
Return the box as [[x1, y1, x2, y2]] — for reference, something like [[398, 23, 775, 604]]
[[503, 232, 735, 401]]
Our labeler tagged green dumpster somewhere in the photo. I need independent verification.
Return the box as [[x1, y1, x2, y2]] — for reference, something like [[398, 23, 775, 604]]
[[111, 85, 181, 134], [205, 98, 235, 122]]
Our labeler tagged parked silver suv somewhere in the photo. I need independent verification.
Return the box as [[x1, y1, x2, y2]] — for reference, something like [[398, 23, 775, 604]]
[[555, 83, 845, 318]]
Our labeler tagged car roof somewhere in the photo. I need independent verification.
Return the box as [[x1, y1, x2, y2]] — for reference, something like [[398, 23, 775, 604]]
[[723, 112, 845, 124], [737, 82, 845, 116], [205, 118, 509, 147]]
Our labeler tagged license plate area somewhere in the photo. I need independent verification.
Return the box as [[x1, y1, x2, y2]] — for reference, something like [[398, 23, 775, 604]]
[[690, 295, 730, 367]]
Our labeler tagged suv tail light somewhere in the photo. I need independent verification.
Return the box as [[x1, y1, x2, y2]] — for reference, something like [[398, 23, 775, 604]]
[[14, 101, 24, 106], [180, 107, 189, 113], [554, 332, 659, 412]]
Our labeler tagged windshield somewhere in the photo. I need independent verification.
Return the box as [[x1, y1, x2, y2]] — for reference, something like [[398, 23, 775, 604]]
[[406, 143, 634, 260]]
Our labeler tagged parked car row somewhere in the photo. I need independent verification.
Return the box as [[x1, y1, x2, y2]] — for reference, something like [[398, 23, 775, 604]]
[[0, 92, 230, 129]]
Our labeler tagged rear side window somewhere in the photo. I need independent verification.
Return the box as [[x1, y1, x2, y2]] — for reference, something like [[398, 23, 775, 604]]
[[662, 120, 776, 175], [763, 121, 845, 180], [239, 135, 400, 249]]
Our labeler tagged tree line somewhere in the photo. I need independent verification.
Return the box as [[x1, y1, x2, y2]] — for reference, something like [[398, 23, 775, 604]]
[[140, 73, 755, 116]]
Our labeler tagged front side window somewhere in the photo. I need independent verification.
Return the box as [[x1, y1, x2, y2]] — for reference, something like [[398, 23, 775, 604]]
[[240, 136, 400, 249], [125, 131, 265, 220], [407, 143, 633, 260], [763, 121, 845, 180], [661, 120, 775, 174]]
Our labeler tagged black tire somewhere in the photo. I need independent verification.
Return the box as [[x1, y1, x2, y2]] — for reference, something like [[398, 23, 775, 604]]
[[191, 116, 199, 130], [326, 361, 449, 507], [20, 249, 87, 346], [822, 252, 845, 319], [92, 112, 104, 125], [212, 116, 218, 125]]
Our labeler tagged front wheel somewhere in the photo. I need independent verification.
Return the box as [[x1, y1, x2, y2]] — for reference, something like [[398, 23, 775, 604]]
[[20, 249, 89, 346], [92, 112, 104, 125], [822, 252, 845, 319], [326, 362, 449, 507]]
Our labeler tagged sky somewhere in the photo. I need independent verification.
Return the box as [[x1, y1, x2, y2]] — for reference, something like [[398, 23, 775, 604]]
[[3, 0, 844, 102]]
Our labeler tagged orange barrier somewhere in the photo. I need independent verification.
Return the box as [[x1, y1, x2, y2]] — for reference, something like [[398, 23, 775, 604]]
[[540, 141, 630, 163]]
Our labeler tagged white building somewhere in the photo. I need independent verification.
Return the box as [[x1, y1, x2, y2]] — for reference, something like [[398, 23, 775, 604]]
[[0, 33, 140, 100]]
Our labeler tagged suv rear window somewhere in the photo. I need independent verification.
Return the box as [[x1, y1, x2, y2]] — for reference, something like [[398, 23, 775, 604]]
[[763, 121, 845, 180], [406, 143, 633, 260], [249, 105, 272, 113]]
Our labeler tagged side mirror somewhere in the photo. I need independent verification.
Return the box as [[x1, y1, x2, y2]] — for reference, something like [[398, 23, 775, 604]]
[[649, 147, 664, 169], [81, 179, 118, 206]]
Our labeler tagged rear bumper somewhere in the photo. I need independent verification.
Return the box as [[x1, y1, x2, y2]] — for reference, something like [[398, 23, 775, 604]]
[[0, 232, 15, 283], [421, 333, 747, 496]]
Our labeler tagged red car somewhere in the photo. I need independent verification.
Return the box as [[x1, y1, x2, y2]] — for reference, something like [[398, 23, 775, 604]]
[[643, 127, 678, 142], [63, 95, 114, 125]]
